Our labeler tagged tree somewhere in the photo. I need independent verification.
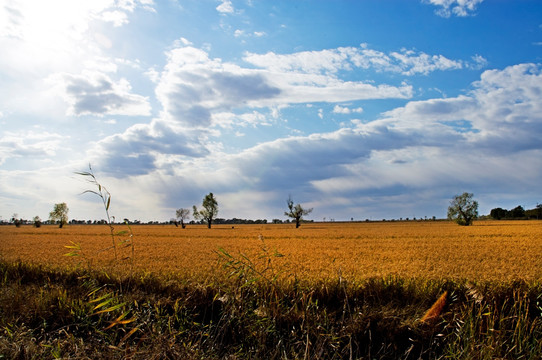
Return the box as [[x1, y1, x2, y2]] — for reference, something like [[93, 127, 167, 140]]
[[284, 196, 313, 228], [11, 213, 21, 227], [510, 205, 525, 219], [33, 216, 42, 228], [193, 193, 218, 229], [447, 192, 478, 226], [49, 202, 69, 228], [175, 208, 190, 228], [490, 207, 507, 220]]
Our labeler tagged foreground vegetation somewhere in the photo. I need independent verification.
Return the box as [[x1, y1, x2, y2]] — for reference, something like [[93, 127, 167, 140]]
[[1, 221, 542, 359], [2, 260, 542, 359]]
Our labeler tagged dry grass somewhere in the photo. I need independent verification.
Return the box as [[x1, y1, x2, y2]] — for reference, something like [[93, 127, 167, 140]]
[[1, 220, 541, 282]]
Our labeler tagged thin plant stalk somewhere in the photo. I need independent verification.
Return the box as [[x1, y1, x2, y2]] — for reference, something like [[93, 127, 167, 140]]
[[75, 164, 118, 260]]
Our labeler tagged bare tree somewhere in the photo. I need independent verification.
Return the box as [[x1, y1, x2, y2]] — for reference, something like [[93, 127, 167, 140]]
[[284, 196, 313, 228], [175, 208, 190, 228]]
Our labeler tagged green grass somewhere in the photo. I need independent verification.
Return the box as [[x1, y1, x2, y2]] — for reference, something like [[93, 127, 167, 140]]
[[2, 260, 542, 359]]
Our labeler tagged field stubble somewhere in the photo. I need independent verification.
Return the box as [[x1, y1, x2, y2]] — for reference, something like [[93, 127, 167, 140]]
[[1, 220, 541, 282]]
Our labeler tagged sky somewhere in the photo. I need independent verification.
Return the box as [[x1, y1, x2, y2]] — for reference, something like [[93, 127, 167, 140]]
[[1, 0, 542, 223]]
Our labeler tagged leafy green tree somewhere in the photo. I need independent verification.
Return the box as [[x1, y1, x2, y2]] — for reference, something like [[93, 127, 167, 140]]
[[447, 192, 478, 226], [490, 207, 507, 220], [175, 208, 190, 228], [510, 205, 525, 219], [285, 196, 313, 228], [49, 202, 69, 228], [193, 193, 218, 229]]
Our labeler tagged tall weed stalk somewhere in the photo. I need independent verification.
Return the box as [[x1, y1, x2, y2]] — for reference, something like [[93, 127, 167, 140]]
[[64, 165, 138, 337], [71, 164, 135, 270]]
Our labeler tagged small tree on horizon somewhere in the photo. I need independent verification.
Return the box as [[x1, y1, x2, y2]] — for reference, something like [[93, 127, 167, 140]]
[[49, 202, 69, 228], [285, 195, 313, 228], [447, 192, 478, 226], [11, 213, 21, 227], [193, 193, 219, 229], [175, 208, 190, 228]]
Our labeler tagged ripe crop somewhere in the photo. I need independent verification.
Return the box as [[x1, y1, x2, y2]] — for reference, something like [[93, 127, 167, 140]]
[[1, 220, 540, 282], [2, 220, 542, 359]]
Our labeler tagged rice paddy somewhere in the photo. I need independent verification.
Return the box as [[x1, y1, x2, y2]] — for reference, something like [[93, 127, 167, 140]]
[[2, 220, 542, 359], [1, 220, 541, 282]]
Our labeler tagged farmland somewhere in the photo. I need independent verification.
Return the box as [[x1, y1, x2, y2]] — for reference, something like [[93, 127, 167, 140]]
[[1, 220, 541, 281], [2, 220, 542, 359]]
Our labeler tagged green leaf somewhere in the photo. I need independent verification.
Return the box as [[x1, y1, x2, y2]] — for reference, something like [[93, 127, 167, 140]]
[[92, 297, 115, 312], [89, 292, 111, 304], [94, 302, 127, 315], [64, 241, 81, 250]]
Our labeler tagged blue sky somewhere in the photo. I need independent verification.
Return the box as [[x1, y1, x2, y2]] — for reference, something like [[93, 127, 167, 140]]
[[1, 0, 542, 222]]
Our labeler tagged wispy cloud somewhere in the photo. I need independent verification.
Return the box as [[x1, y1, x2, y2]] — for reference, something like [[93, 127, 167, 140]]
[[244, 44, 484, 76], [423, 0, 484, 18], [333, 105, 363, 114], [0, 131, 66, 165]]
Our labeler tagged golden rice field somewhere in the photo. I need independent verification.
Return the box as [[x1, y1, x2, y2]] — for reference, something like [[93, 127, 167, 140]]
[[1, 220, 541, 282]]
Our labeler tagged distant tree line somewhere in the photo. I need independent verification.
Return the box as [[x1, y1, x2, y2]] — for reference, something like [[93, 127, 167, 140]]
[[490, 204, 542, 220]]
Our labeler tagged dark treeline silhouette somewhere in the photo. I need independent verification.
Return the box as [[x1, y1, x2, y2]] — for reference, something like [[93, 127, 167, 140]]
[[490, 204, 542, 220]]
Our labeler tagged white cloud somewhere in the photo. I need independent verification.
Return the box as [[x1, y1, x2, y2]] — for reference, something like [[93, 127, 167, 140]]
[[381, 63, 542, 153], [0, 0, 155, 43], [92, 119, 210, 176], [0, 130, 66, 165], [216, 0, 234, 14], [390, 50, 462, 75], [6, 64, 539, 221], [173, 37, 193, 47], [213, 110, 271, 128], [198, 63, 540, 219], [333, 105, 363, 114], [154, 45, 411, 128], [244, 45, 479, 76], [49, 70, 152, 117], [424, 0, 484, 17], [100, 10, 129, 27], [192, 63, 541, 216], [470, 54, 488, 69], [0, 0, 155, 119]]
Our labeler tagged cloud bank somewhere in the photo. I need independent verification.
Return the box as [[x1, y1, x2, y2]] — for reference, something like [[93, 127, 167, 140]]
[[90, 60, 542, 219]]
